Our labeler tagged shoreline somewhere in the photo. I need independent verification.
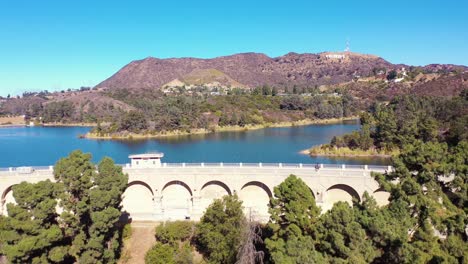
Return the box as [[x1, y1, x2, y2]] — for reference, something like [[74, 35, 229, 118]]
[[85, 117, 358, 140], [0, 122, 98, 128], [0, 124, 26, 128], [298, 149, 392, 158], [42, 122, 97, 127], [303, 145, 397, 158]]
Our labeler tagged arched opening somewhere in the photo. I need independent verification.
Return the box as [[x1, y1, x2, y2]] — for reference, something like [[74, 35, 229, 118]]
[[1, 185, 17, 217], [373, 188, 390, 207], [162, 181, 192, 220], [121, 181, 154, 220], [238, 181, 272, 222], [323, 184, 360, 211], [200, 181, 232, 212]]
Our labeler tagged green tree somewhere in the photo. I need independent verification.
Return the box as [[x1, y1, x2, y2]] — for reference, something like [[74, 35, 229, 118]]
[[265, 175, 322, 263], [358, 124, 374, 150], [42, 101, 75, 123], [272, 87, 279, 96], [54, 150, 128, 263], [194, 195, 245, 264], [145, 244, 176, 264], [374, 106, 398, 149], [386, 70, 398, 80], [315, 202, 379, 263], [0, 180, 69, 263], [119, 110, 148, 132], [155, 221, 194, 245], [252, 87, 262, 95], [262, 85, 272, 96], [145, 221, 195, 264]]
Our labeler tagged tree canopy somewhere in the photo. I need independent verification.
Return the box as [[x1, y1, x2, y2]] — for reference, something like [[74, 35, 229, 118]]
[[194, 195, 246, 264], [0, 150, 128, 264]]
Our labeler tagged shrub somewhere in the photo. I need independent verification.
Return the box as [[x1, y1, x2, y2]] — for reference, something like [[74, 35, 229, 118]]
[[122, 224, 132, 240], [145, 244, 175, 264], [155, 221, 194, 244]]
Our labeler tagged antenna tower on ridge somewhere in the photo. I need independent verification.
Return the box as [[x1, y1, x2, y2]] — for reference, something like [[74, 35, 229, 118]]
[[345, 39, 350, 52]]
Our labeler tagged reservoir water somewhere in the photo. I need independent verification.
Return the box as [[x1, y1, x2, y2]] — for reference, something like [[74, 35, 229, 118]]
[[0, 121, 389, 167]]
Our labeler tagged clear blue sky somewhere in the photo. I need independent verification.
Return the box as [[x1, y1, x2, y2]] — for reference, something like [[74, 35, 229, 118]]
[[0, 0, 467, 96]]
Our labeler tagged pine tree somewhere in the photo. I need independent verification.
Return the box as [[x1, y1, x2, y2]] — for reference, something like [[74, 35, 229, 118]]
[[194, 195, 245, 264], [0, 180, 69, 263], [265, 175, 323, 263], [54, 150, 128, 263]]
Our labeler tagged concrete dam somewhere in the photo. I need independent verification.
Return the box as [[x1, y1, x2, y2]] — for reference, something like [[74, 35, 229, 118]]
[[0, 153, 392, 222]]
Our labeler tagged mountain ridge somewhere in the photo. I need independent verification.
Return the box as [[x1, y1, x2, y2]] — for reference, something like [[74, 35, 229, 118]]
[[95, 52, 392, 90], [96, 51, 467, 91]]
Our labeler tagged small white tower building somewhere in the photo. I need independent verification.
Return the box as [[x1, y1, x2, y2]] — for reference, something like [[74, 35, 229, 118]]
[[128, 153, 164, 168]]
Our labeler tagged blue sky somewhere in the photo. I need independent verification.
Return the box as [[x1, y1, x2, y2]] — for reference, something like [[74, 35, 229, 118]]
[[0, 0, 467, 96]]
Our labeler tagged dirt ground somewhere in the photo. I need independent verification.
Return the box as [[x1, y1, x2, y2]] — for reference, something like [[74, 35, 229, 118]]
[[0, 115, 25, 126], [119, 222, 158, 264]]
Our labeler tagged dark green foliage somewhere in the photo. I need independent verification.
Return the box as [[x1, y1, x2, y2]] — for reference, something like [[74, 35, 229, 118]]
[[0, 180, 68, 263], [0, 152, 128, 264], [118, 110, 148, 132], [330, 94, 467, 152], [155, 221, 194, 245], [263, 133, 467, 263], [42, 101, 75, 123], [145, 244, 176, 264], [265, 175, 322, 263], [194, 195, 246, 264], [315, 202, 379, 263], [53, 151, 128, 263], [386, 70, 398, 80], [368, 139, 468, 263], [122, 224, 132, 240], [145, 221, 195, 264], [262, 85, 272, 96], [94, 91, 361, 135]]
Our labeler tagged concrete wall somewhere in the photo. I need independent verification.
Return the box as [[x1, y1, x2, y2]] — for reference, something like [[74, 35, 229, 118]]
[[0, 164, 391, 222]]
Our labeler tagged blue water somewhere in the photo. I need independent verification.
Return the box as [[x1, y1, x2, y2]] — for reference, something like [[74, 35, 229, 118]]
[[0, 121, 389, 167]]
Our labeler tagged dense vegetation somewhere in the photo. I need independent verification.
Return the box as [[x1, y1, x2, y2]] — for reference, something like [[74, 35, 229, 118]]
[[0, 151, 128, 264], [91, 90, 360, 136], [145, 140, 467, 263], [142, 130, 466, 263], [1, 137, 466, 263], [141, 92, 467, 263], [145, 221, 195, 264], [1, 91, 466, 263], [312, 91, 467, 155]]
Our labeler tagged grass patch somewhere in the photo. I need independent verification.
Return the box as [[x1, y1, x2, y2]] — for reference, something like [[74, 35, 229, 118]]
[[309, 145, 399, 157]]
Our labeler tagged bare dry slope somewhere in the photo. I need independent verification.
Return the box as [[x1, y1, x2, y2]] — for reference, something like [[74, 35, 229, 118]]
[[95, 52, 396, 90]]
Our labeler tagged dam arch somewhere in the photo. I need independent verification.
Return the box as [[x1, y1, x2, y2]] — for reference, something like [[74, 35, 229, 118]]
[[162, 180, 193, 220], [1, 185, 17, 216], [122, 181, 154, 219], [324, 184, 360, 210], [238, 181, 272, 221], [0, 158, 393, 221], [199, 181, 232, 212], [373, 188, 391, 207]]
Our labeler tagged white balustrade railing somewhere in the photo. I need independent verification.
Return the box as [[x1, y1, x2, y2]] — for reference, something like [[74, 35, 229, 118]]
[[0, 163, 392, 174]]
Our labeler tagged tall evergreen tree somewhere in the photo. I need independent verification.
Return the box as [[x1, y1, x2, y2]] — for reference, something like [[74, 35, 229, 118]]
[[0, 180, 69, 263], [54, 150, 128, 264], [265, 175, 323, 263], [194, 195, 245, 264]]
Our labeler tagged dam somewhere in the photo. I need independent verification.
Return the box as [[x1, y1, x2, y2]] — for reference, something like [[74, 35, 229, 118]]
[[0, 153, 392, 222]]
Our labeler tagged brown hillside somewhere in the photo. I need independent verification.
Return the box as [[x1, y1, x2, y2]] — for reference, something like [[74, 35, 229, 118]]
[[95, 52, 396, 90], [410, 72, 468, 97]]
